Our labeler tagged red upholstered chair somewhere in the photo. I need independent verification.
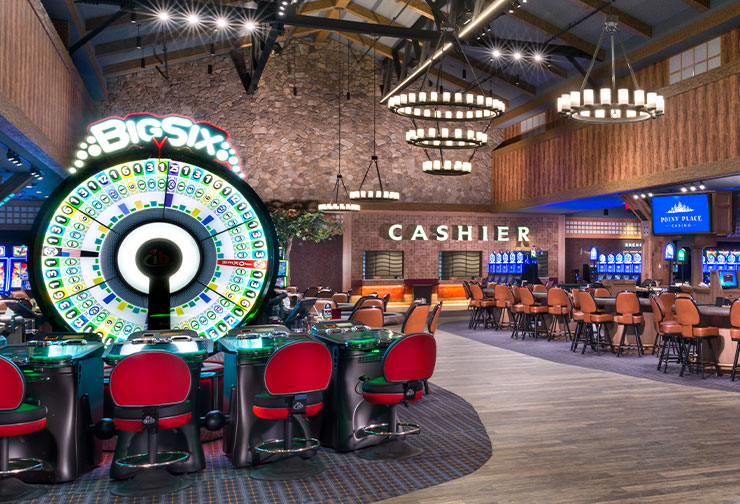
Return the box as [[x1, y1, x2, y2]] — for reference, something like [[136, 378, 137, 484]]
[[250, 340, 332, 480], [109, 351, 193, 497], [358, 333, 436, 460], [0, 356, 47, 502]]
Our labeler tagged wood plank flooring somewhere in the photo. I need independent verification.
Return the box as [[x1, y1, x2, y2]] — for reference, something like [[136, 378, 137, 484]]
[[377, 319, 740, 504]]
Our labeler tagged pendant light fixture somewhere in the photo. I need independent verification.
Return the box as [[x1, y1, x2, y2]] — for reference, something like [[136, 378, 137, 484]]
[[350, 39, 400, 202], [319, 48, 360, 214], [558, 15, 664, 123]]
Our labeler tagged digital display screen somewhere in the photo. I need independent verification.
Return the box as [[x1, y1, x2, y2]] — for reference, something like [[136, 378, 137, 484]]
[[589, 247, 598, 261], [720, 270, 738, 288], [12, 246, 27, 258], [34, 158, 274, 342], [278, 260, 287, 276], [652, 193, 712, 235], [11, 261, 26, 289], [664, 243, 675, 261], [0, 246, 5, 257], [0, 262, 5, 291]]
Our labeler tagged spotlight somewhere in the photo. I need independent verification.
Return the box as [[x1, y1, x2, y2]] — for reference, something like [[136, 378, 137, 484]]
[[136, 35, 142, 49], [690, 185, 697, 191], [130, 12, 136, 24], [640, 193, 646, 198], [157, 10, 170, 22], [533, 53, 543, 62], [513, 52, 522, 60], [648, 192, 653, 197], [186, 14, 200, 26], [215, 17, 228, 29], [491, 49, 501, 58], [633, 194, 639, 200], [244, 21, 256, 32], [699, 182, 706, 190], [29, 166, 43, 180], [680, 187, 688, 192]]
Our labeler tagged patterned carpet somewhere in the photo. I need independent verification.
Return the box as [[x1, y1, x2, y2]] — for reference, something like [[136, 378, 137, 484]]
[[22, 383, 491, 504], [444, 318, 740, 393]]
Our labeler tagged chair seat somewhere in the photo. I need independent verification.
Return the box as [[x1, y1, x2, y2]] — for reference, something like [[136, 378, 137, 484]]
[[478, 300, 496, 307], [114, 401, 192, 432], [615, 314, 644, 325], [731, 328, 740, 340], [361, 377, 423, 405], [661, 322, 683, 334], [693, 326, 719, 337], [0, 402, 47, 437], [528, 305, 548, 314], [548, 305, 568, 315], [252, 392, 323, 420], [572, 311, 585, 321], [589, 314, 613, 323]]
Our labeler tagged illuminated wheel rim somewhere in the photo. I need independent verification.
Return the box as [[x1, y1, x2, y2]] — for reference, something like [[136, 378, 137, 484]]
[[31, 158, 277, 343]]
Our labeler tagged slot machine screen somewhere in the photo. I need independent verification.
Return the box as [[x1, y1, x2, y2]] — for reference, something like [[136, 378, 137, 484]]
[[11, 262, 26, 289], [0, 262, 5, 292], [720, 270, 738, 288], [607, 254, 615, 273], [12, 246, 27, 258], [625, 264, 633, 274]]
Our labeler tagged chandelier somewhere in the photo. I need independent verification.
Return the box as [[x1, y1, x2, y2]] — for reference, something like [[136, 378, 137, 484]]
[[319, 49, 360, 214], [350, 40, 400, 203], [558, 15, 664, 124], [422, 159, 472, 176]]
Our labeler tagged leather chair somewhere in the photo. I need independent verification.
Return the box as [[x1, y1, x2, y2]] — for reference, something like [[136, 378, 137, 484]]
[[0, 356, 47, 503], [730, 299, 740, 381], [303, 286, 320, 298], [651, 294, 682, 373], [511, 285, 527, 338], [108, 351, 194, 497], [350, 306, 384, 328], [675, 297, 721, 378], [469, 283, 495, 330], [401, 303, 430, 334], [359, 298, 385, 310], [316, 290, 334, 298], [533, 284, 547, 292], [250, 341, 332, 480], [494, 284, 515, 330], [615, 292, 645, 357], [593, 287, 610, 297], [332, 292, 349, 304], [427, 301, 443, 335], [577, 291, 614, 355], [519, 287, 548, 340], [547, 287, 572, 341], [381, 293, 391, 311], [357, 333, 436, 460], [570, 290, 586, 352]]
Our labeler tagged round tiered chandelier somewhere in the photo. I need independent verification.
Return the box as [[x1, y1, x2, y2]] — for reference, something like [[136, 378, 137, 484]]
[[558, 15, 664, 124]]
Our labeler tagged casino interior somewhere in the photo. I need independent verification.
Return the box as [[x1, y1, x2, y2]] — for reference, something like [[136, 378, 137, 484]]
[[2, 0, 740, 503]]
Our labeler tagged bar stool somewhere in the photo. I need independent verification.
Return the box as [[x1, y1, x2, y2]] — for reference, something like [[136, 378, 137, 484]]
[[469, 284, 496, 330], [729, 300, 740, 381], [0, 356, 47, 503], [494, 284, 515, 329], [577, 291, 614, 355], [547, 287, 572, 341], [652, 292, 677, 354], [108, 351, 194, 497], [519, 288, 549, 340], [250, 340, 332, 480], [511, 285, 526, 338], [651, 294, 683, 373], [357, 333, 436, 460], [675, 297, 722, 378], [570, 290, 587, 352], [615, 292, 645, 357]]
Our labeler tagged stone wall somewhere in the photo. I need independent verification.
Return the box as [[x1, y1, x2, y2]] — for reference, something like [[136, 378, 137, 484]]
[[349, 211, 563, 281], [100, 38, 500, 207]]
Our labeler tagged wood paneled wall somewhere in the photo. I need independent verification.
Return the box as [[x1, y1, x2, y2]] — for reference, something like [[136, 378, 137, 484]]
[[492, 27, 740, 211], [0, 0, 92, 167]]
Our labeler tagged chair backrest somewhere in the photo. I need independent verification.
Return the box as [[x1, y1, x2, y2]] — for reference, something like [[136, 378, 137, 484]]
[[427, 301, 443, 334], [519, 286, 535, 307], [359, 298, 384, 310], [264, 340, 332, 395], [675, 297, 701, 329], [486, 282, 497, 289], [350, 306, 384, 328], [616, 291, 640, 315], [383, 333, 437, 383], [649, 294, 665, 330], [533, 284, 547, 292], [332, 292, 348, 304], [593, 287, 610, 297], [676, 292, 693, 299], [658, 292, 675, 321], [0, 356, 25, 410], [462, 281, 472, 299], [402, 303, 430, 334], [304, 286, 320, 298], [316, 290, 334, 298], [512, 285, 522, 302], [382, 293, 390, 310], [577, 291, 598, 316], [110, 351, 191, 407], [547, 287, 568, 307], [732, 299, 740, 328], [286, 286, 297, 294], [312, 298, 337, 315], [469, 283, 485, 301], [572, 288, 581, 309]]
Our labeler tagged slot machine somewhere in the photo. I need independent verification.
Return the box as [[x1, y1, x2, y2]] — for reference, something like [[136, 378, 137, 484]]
[[495, 252, 503, 279], [633, 252, 642, 281], [624, 253, 633, 278], [488, 252, 496, 275], [615, 253, 624, 278], [516, 251, 524, 275], [607, 253, 616, 278], [0, 246, 8, 294], [9, 245, 28, 291], [598, 253, 607, 281]]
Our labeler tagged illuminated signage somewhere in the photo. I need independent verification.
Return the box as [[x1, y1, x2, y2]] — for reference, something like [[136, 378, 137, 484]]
[[664, 243, 675, 261], [652, 193, 712, 235], [677, 248, 686, 262], [72, 113, 243, 178], [12, 246, 27, 258], [589, 246, 598, 261], [386, 224, 530, 243]]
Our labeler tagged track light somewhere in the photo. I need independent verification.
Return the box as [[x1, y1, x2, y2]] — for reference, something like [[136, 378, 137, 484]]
[[648, 192, 653, 197], [633, 194, 639, 200], [640, 193, 646, 198], [130, 12, 136, 24], [29, 166, 43, 180], [680, 187, 688, 192], [699, 182, 706, 190], [6, 149, 22, 167], [690, 185, 697, 191]]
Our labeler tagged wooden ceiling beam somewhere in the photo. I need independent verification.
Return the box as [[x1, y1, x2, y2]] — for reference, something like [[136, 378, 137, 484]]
[[388, 0, 434, 19], [510, 8, 606, 60], [565, 0, 652, 39], [315, 0, 350, 43], [103, 27, 319, 77], [344, 1, 404, 27], [681, 0, 710, 12]]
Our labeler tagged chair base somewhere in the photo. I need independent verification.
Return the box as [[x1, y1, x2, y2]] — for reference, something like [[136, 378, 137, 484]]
[[0, 476, 47, 503], [110, 468, 193, 497], [249, 455, 324, 481], [115, 450, 190, 469], [255, 437, 320, 455], [357, 439, 424, 460]]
